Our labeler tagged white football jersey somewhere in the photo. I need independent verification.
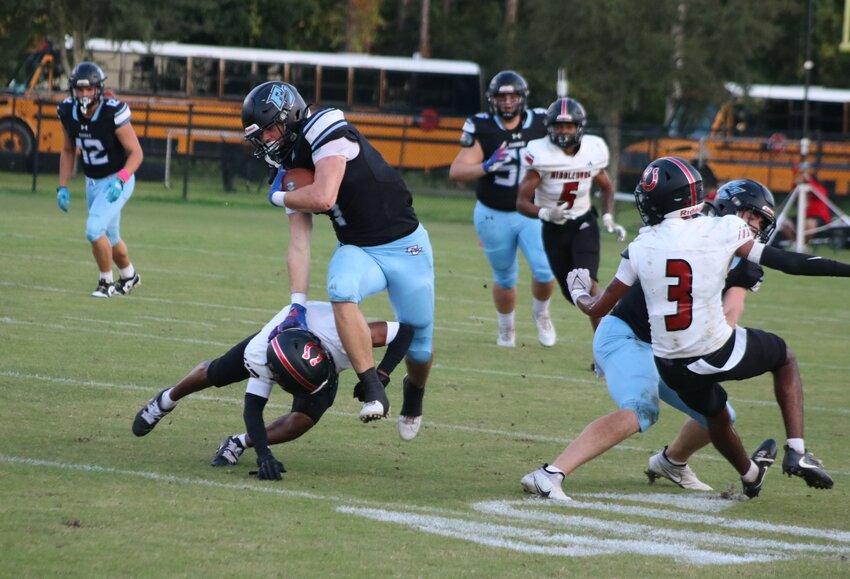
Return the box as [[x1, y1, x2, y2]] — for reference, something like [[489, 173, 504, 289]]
[[243, 301, 350, 398], [522, 134, 609, 221], [616, 215, 754, 359]]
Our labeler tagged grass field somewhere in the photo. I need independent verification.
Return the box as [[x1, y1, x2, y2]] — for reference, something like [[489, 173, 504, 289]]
[[1, 172, 849, 577]]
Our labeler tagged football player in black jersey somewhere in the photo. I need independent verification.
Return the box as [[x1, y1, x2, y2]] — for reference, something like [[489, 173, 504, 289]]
[[241, 81, 433, 441], [56, 62, 144, 298], [449, 70, 557, 348]]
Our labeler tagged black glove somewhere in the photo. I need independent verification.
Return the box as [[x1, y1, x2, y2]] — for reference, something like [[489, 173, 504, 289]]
[[254, 454, 286, 481], [353, 370, 390, 401]]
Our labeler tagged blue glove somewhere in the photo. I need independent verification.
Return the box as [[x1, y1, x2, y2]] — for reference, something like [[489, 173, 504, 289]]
[[482, 141, 509, 174], [56, 186, 70, 212], [268, 168, 287, 207], [106, 177, 124, 203], [267, 303, 308, 341]]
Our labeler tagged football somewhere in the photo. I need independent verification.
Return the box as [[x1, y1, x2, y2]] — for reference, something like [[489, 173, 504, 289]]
[[283, 168, 315, 191]]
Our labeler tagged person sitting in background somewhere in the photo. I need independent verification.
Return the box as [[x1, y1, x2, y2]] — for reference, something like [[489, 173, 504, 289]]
[[779, 162, 831, 245]]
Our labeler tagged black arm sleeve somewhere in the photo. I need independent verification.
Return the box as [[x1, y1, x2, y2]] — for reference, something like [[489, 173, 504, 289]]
[[759, 245, 850, 277], [243, 393, 271, 460], [377, 323, 414, 377]]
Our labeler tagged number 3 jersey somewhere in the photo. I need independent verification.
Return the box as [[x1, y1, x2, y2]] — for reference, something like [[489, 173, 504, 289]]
[[459, 109, 547, 211], [616, 215, 753, 359], [522, 134, 609, 220], [57, 97, 131, 179]]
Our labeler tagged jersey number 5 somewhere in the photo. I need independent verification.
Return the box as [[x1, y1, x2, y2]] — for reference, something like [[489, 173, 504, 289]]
[[559, 181, 579, 208], [665, 259, 693, 331]]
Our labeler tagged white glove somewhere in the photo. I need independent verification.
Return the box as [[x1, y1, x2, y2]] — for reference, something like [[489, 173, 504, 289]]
[[602, 212, 627, 242], [567, 268, 592, 303], [538, 204, 568, 225]]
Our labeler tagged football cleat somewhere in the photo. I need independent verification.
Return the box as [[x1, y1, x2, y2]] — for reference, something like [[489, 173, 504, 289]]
[[132, 388, 173, 436], [782, 446, 834, 490], [646, 448, 713, 491], [520, 464, 571, 501], [496, 326, 516, 348], [533, 312, 556, 347], [91, 279, 115, 298], [115, 271, 141, 295], [741, 438, 778, 499], [398, 415, 422, 441], [359, 400, 388, 423], [210, 436, 245, 466]]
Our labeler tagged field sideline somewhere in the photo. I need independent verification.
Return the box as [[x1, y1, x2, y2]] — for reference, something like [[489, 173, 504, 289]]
[[1, 176, 849, 577]]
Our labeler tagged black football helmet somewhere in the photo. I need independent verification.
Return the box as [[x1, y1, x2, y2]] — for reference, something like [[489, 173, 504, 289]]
[[69, 62, 106, 115], [242, 81, 309, 165], [706, 179, 776, 242], [634, 157, 704, 226], [545, 97, 586, 149], [266, 329, 337, 398], [486, 70, 529, 120]]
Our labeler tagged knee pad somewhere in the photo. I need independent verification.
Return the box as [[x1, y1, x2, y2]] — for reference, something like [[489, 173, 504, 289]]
[[622, 398, 660, 433], [327, 272, 362, 303], [406, 348, 432, 366], [85, 222, 106, 243], [492, 266, 518, 290]]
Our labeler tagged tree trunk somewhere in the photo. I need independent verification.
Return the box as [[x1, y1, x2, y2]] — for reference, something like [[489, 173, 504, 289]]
[[505, 0, 517, 26], [418, 0, 431, 58]]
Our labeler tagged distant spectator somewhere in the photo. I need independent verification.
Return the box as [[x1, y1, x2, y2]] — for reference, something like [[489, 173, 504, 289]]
[[780, 162, 832, 244]]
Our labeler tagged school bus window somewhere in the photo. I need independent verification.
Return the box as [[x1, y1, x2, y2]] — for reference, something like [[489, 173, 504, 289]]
[[319, 66, 348, 105], [290, 64, 316, 102], [189, 57, 217, 97], [95, 51, 122, 91], [223, 60, 253, 99], [384, 71, 412, 111], [156, 56, 186, 95], [352, 68, 380, 108], [256, 62, 284, 83], [129, 56, 156, 93]]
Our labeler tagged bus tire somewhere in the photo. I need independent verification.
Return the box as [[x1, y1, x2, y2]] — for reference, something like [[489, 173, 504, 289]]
[[0, 119, 35, 171]]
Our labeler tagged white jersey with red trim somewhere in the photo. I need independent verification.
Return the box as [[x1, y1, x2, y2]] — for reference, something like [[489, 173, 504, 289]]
[[617, 215, 754, 359], [522, 134, 609, 220], [243, 301, 349, 387]]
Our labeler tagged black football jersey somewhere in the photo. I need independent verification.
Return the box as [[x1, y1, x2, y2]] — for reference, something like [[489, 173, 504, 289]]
[[611, 258, 764, 344], [459, 108, 548, 211], [282, 108, 419, 247], [57, 97, 131, 179]]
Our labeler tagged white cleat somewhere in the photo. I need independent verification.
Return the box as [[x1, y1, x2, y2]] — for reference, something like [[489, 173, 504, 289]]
[[646, 449, 713, 491], [520, 465, 571, 501], [398, 415, 422, 441], [533, 312, 556, 347], [497, 326, 516, 347], [359, 400, 387, 423]]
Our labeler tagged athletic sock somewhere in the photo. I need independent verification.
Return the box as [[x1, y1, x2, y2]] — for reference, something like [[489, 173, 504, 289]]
[[100, 271, 114, 283], [497, 311, 515, 330], [119, 264, 135, 279], [532, 297, 550, 318], [786, 438, 805, 454]]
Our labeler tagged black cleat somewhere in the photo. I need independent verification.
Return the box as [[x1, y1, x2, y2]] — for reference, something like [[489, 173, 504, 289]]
[[115, 272, 141, 295], [782, 446, 834, 490], [741, 438, 778, 499], [210, 436, 245, 466], [132, 388, 173, 436]]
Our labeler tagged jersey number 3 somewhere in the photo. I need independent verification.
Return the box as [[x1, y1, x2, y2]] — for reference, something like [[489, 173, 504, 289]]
[[665, 259, 693, 331]]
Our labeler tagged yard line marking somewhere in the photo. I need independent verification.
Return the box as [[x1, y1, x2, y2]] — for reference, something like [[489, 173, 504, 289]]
[[2, 454, 846, 565]]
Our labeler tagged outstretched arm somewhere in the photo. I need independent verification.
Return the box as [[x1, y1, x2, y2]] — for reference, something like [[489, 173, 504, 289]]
[[742, 241, 850, 276]]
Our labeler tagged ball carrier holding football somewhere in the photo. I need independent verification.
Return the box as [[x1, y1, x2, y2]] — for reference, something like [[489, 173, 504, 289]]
[[517, 97, 626, 331], [241, 81, 434, 440]]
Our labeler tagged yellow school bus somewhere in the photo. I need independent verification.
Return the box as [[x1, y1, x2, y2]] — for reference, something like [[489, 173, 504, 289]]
[[620, 83, 850, 196], [0, 38, 482, 172]]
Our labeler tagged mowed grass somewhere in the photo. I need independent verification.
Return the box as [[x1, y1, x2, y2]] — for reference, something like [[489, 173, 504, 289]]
[[1, 172, 849, 577]]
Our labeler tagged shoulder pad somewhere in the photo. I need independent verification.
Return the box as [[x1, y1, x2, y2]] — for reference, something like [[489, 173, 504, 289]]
[[474, 112, 489, 119], [304, 108, 348, 149]]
